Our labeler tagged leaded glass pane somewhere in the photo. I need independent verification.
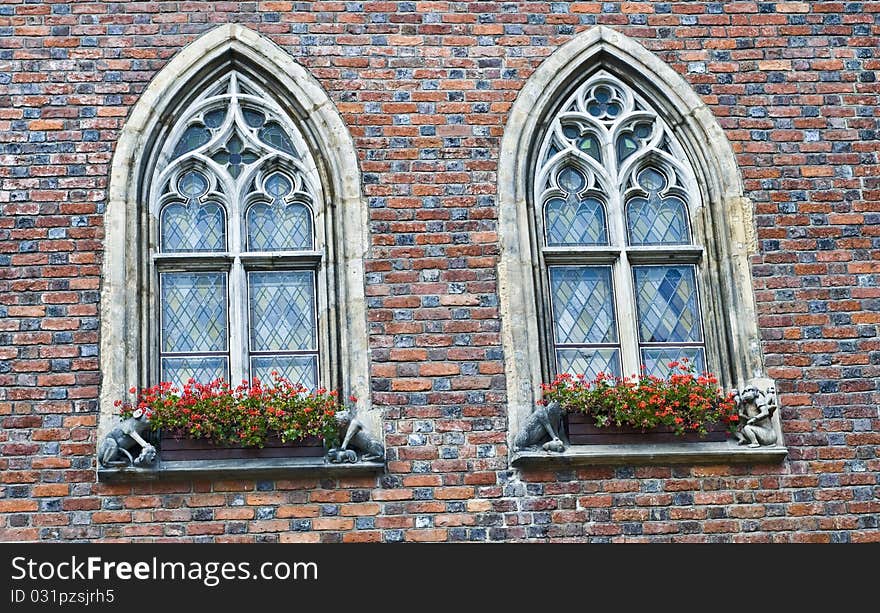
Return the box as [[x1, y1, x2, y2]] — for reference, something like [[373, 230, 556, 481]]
[[550, 266, 617, 345], [617, 135, 639, 163], [627, 195, 689, 245], [179, 171, 208, 198], [641, 347, 706, 379], [173, 125, 210, 158], [203, 108, 226, 128], [246, 202, 312, 251], [558, 166, 586, 193], [161, 356, 228, 387], [556, 348, 621, 379], [251, 355, 318, 390], [634, 266, 702, 343], [160, 202, 226, 252], [577, 134, 601, 162], [248, 271, 316, 352], [161, 272, 228, 353], [259, 122, 296, 155], [243, 108, 266, 128], [545, 197, 608, 246]]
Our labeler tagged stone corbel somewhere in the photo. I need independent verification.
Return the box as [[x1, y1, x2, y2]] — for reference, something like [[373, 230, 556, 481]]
[[326, 410, 385, 463], [732, 377, 784, 448]]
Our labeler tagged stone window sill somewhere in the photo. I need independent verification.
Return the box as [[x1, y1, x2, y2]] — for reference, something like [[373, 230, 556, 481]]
[[96, 457, 386, 482], [511, 440, 788, 468]]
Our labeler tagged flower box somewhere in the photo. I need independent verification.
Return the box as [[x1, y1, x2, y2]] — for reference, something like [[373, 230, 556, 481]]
[[566, 412, 729, 445], [159, 432, 325, 461]]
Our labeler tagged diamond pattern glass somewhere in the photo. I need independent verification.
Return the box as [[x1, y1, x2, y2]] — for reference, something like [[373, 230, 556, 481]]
[[248, 271, 316, 352], [627, 195, 690, 245], [641, 347, 706, 379], [251, 355, 318, 390], [556, 348, 621, 379], [545, 197, 608, 246], [259, 122, 296, 155], [634, 266, 702, 343], [161, 202, 226, 252], [550, 266, 617, 344], [161, 273, 228, 353], [246, 202, 312, 251], [161, 356, 228, 387]]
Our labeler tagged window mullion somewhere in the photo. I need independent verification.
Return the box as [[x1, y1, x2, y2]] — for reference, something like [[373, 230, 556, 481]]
[[228, 256, 247, 385]]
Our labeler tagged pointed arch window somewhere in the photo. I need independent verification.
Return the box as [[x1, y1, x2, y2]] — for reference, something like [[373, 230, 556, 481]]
[[536, 71, 705, 381], [151, 72, 324, 389], [498, 27, 786, 465]]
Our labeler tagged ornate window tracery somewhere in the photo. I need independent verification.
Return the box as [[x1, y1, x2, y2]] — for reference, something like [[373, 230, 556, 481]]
[[151, 71, 323, 389], [535, 71, 706, 381]]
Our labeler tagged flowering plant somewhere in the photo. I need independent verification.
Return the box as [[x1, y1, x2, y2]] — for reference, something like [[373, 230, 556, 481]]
[[115, 373, 346, 448], [540, 360, 739, 437]]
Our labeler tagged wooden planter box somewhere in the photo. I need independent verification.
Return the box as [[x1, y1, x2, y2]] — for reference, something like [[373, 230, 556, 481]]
[[566, 412, 729, 445], [160, 433, 325, 461]]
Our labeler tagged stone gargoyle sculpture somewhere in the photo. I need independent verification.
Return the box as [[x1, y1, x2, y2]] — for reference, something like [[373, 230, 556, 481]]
[[97, 408, 158, 467], [733, 384, 779, 448], [514, 401, 566, 453], [326, 409, 385, 464]]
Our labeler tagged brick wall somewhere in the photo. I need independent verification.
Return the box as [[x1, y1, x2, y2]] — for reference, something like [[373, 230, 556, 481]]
[[1, 1, 878, 542]]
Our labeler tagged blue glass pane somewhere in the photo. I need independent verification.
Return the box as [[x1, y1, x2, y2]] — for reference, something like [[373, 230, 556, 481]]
[[627, 195, 690, 245], [248, 271, 316, 352], [556, 348, 620, 380], [545, 197, 607, 246], [634, 266, 702, 343], [161, 273, 228, 353], [173, 125, 210, 158], [577, 134, 601, 162], [638, 168, 666, 191], [641, 347, 706, 379], [203, 108, 226, 128], [266, 173, 292, 199], [550, 266, 617, 344], [259, 122, 296, 155], [251, 355, 318, 390], [160, 202, 225, 252], [246, 202, 312, 251], [178, 171, 208, 198], [557, 166, 586, 193], [617, 135, 639, 163], [243, 108, 266, 128], [161, 356, 228, 387]]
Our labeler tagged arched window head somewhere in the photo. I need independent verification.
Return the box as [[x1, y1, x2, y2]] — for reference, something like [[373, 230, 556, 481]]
[[534, 71, 703, 381], [99, 25, 374, 452]]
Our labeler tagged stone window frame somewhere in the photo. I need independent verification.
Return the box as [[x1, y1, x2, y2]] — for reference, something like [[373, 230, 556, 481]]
[[498, 26, 787, 467], [98, 25, 381, 480]]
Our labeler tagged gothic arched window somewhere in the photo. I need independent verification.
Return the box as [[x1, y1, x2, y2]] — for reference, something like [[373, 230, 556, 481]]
[[100, 26, 377, 470], [498, 27, 786, 465]]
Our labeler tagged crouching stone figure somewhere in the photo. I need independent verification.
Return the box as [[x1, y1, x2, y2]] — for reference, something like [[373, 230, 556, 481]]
[[514, 401, 567, 453], [97, 409, 157, 467]]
